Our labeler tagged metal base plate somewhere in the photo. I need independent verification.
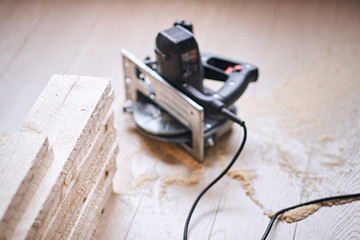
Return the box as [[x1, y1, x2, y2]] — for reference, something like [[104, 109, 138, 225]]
[[132, 101, 236, 147], [122, 49, 235, 162]]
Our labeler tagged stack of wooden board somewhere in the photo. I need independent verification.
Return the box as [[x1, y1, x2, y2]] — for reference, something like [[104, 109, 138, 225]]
[[0, 74, 118, 240]]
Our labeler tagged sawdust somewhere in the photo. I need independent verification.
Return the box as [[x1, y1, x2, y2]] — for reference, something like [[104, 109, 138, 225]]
[[231, 56, 360, 226], [135, 174, 159, 186], [115, 50, 360, 224], [276, 147, 320, 189], [264, 210, 275, 218], [276, 146, 303, 178], [160, 168, 204, 196], [215, 152, 227, 167], [271, 74, 358, 135], [227, 168, 264, 209], [240, 55, 360, 141], [280, 204, 321, 223], [130, 137, 255, 198], [266, 197, 360, 223], [139, 138, 203, 170], [238, 55, 360, 216], [161, 168, 203, 186], [318, 135, 334, 143], [321, 153, 346, 167], [128, 137, 205, 196], [152, 142, 204, 196], [208, 147, 265, 210], [0, 131, 9, 146], [160, 144, 203, 170]]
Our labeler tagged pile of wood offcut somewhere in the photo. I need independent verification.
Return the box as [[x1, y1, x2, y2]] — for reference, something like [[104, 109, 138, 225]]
[[0, 74, 118, 240]]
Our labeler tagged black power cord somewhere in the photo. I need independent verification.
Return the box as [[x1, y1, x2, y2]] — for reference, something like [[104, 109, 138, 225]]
[[261, 193, 360, 240], [183, 107, 360, 240], [183, 108, 247, 240]]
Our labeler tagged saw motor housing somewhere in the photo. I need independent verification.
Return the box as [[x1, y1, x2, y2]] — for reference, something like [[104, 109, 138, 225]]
[[122, 21, 258, 162], [155, 21, 203, 92]]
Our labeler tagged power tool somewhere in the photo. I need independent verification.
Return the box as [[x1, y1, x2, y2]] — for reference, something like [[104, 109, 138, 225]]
[[122, 20, 258, 162]]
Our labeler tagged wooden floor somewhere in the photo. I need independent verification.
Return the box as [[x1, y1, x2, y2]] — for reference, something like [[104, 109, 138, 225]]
[[1, 0, 360, 239]]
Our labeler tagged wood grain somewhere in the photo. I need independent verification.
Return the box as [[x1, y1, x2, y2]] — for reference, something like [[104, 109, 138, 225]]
[[42, 111, 116, 239], [0, 130, 52, 240], [12, 74, 113, 240], [68, 143, 119, 240]]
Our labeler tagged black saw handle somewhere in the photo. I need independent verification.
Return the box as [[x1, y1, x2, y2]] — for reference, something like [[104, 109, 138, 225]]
[[181, 52, 258, 115]]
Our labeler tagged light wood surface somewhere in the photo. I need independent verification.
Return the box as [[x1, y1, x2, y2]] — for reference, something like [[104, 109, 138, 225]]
[[0, 130, 52, 240], [41, 110, 116, 240], [0, 0, 359, 239], [69, 143, 119, 240], [13, 74, 114, 240]]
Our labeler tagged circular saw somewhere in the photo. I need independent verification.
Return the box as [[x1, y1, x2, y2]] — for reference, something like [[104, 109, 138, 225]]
[[122, 20, 258, 162]]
